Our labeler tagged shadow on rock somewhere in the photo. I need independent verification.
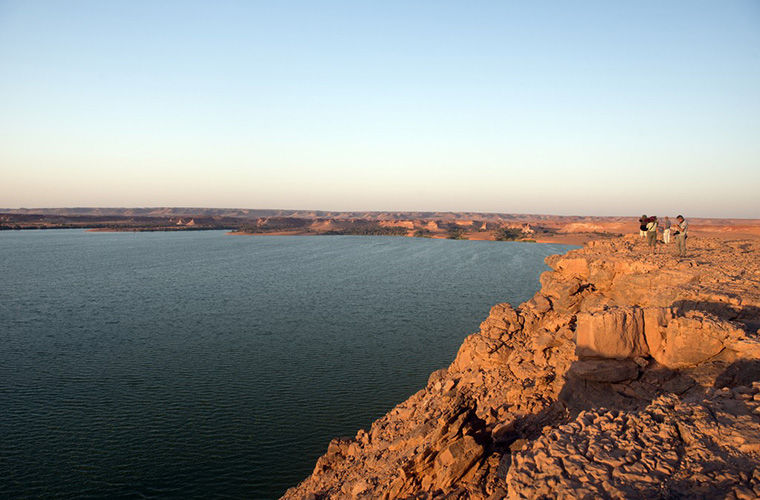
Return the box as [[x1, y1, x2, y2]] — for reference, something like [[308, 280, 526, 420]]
[[672, 299, 760, 335], [714, 358, 760, 389], [558, 358, 701, 415]]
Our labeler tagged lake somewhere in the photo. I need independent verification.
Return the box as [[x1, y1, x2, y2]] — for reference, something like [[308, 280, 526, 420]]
[[0, 230, 574, 499]]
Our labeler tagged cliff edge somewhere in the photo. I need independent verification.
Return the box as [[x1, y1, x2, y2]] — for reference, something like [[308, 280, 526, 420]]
[[283, 236, 760, 499]]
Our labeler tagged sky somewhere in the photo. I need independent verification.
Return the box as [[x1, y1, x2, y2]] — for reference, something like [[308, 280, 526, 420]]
[[1, 1, 759, 217]]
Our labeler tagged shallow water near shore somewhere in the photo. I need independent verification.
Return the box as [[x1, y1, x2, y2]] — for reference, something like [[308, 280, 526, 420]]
[[0, 230, 575, 498]]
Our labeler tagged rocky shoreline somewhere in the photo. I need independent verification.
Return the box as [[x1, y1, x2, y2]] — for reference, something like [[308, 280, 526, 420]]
[[283, 235, 760, 499]]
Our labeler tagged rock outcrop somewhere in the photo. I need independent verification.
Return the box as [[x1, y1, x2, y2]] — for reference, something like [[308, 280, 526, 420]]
[[283, 236, 760, 499]]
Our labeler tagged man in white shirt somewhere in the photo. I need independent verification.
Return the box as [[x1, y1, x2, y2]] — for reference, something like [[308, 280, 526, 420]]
[[662, 216, 671, 244]]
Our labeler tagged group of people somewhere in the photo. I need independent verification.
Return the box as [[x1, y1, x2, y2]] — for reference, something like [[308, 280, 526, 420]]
[[638, 214, 688, 257]]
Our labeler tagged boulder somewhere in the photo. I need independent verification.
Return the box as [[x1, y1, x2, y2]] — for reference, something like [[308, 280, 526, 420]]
[[642, 307, 673, 354], [652, 312, 738, 368], [524, 294, 552, 314], [555, 257, 590, 278], [433, 435, 484, 488], [576, 308, 647, 359], [479, 303, 523, 338], [540, 275, 589, 313]]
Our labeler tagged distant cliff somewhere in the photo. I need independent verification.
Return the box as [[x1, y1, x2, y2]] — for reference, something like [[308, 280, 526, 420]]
[[283, 236, 760, 499], [5, 209, 760, 244]]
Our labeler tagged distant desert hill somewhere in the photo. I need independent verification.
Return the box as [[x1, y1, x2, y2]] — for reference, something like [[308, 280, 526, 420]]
[[2, 208, 759, 244]]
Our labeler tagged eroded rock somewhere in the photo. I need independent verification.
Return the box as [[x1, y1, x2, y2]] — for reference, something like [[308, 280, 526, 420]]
[[576, 307, 647, 359], [283, 237, 760, 499]]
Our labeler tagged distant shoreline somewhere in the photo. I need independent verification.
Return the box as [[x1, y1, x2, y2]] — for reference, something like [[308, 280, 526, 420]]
[[225, 229, 590, 245], [3, 210, 759, 244]]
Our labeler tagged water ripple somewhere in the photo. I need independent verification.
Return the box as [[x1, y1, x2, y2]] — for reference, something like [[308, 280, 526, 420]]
[[0, 231, 575, 498]]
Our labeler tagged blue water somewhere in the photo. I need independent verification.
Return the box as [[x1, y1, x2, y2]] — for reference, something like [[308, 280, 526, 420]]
[[0, 230, 574, 499]]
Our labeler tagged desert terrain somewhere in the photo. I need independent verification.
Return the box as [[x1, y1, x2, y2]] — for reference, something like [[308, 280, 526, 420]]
[[1, 208, 759, 244]]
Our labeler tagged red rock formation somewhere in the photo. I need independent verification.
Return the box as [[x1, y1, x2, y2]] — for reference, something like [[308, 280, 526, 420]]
[[283, 236, 760, 499]]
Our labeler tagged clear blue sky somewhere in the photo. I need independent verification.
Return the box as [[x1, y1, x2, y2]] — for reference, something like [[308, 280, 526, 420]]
[[1, 0, 759, 217]]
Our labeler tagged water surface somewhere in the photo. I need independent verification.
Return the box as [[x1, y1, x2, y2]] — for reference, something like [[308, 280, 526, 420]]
[[0, 230, 574, 498]]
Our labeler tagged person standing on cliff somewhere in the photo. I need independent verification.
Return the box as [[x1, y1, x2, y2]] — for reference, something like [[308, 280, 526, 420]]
[[674, 215, 688, 257], [639, 215, 648, 238], [662, 216, 671, 244], [646, 216, 658, 253]]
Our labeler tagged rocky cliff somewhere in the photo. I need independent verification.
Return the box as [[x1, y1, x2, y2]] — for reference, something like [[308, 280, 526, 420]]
[[283, 236, 760, 499]]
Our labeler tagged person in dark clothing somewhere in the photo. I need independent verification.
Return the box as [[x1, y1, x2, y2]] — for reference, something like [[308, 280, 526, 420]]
[[673, 215, 688, 257], [638, 215, 648, 238]]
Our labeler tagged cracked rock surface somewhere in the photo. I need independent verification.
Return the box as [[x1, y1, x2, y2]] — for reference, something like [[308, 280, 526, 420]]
[[507, 389, 760, 499], [282, 236, 760, 499]]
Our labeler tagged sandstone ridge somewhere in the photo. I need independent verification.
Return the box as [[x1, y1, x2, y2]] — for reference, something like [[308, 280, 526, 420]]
[[283, 236, 760, 499]]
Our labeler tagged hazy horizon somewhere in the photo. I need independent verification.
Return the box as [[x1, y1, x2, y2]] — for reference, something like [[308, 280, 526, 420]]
[[3, 205, 759, 221], [2, 1, 759, 218]]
